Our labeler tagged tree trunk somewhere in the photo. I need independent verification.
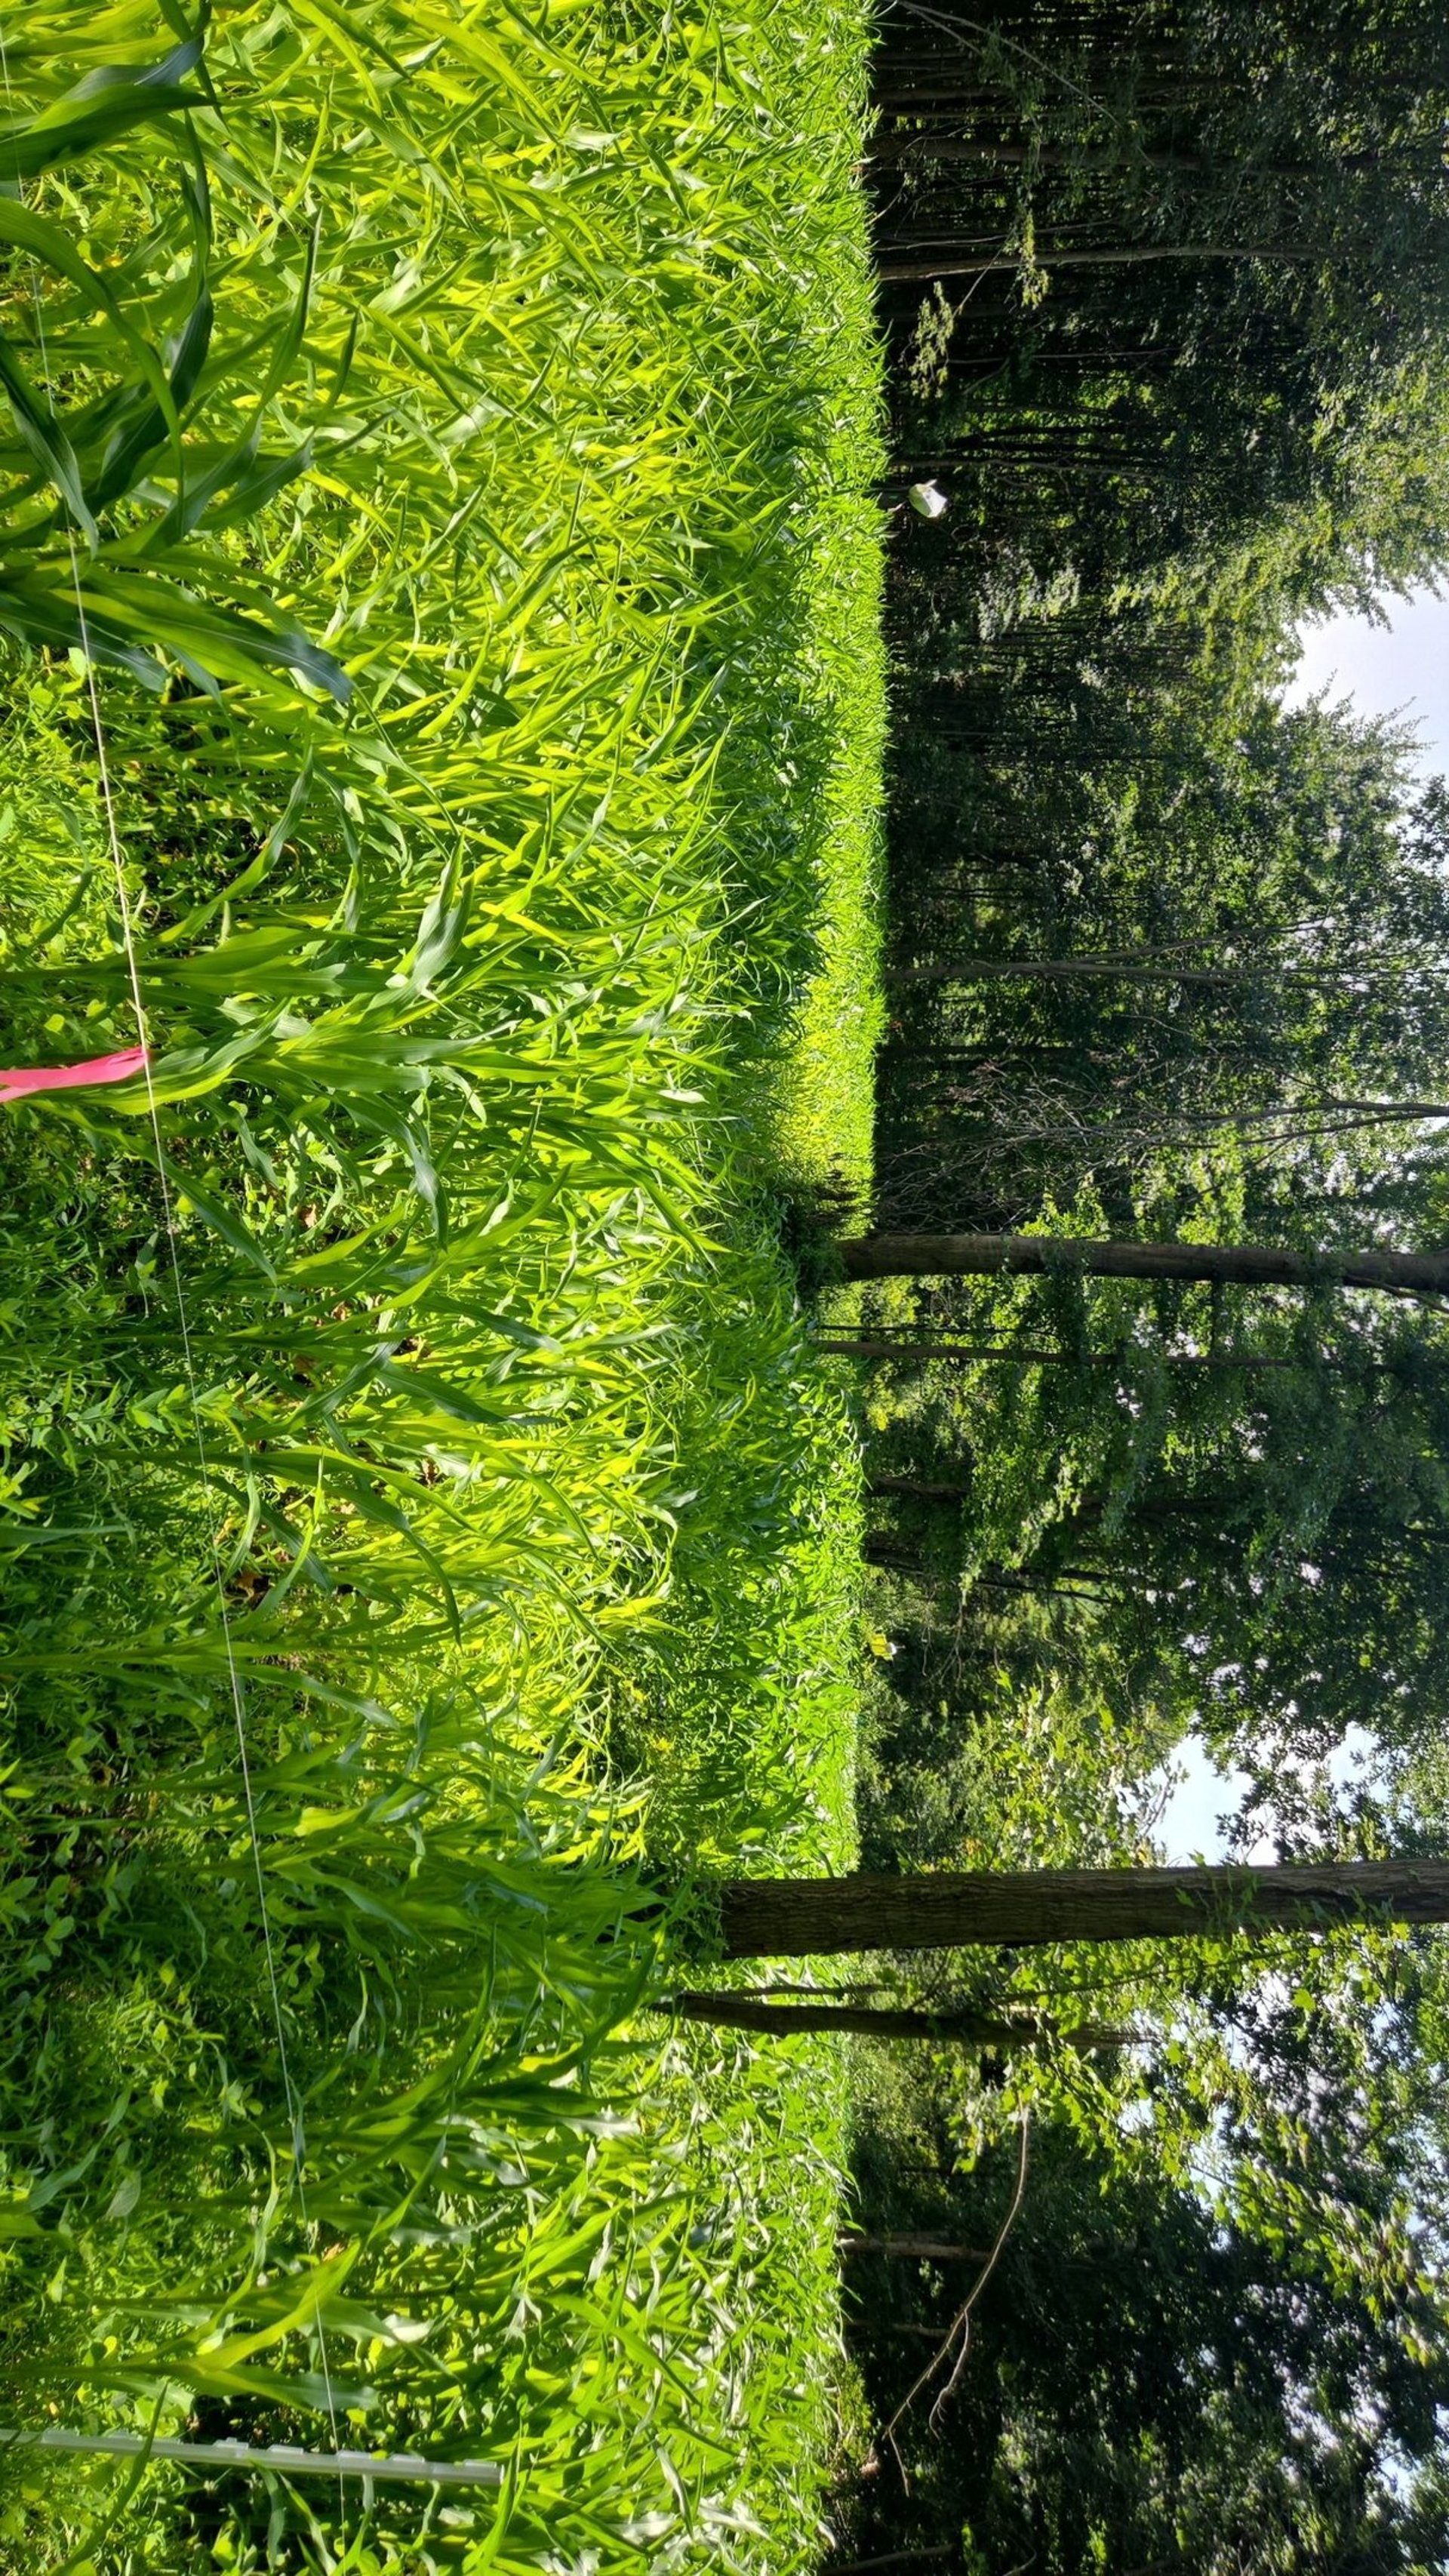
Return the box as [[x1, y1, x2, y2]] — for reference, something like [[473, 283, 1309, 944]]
[[829, 2553, 953, 2573], [660, 1990, 1131, 2048], [866, 1473, 971, 1501], [884, 954, 1417, 991], [838, 2233, 991, 2261], [719, 1862, 1449, 1961], [821, 1337, 1075, 1362], [829, 2553, 953, 2572], [836, 1233, 1449, 1297], [817, 1338, 1311, 1368], [863, 1534, 924, 1569], [886, 955, 1246, 987], [870, 134, 1213, 172], [878, 243, 1307, 282]]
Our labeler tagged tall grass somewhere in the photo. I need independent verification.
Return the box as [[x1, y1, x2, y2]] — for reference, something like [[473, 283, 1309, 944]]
[[0, 1, 882, 2565]]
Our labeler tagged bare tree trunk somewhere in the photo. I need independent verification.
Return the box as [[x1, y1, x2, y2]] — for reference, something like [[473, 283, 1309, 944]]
[[870, 134, 1213, 171], [838, 2233, 990, 2261], [829, 2553, 953, 2573], [817, 1338, 1313, 1367], [829, 2553, 953, 2572], [719, 1862, 1449, 1961], [878, 243, 1308, 282], [821, 1337, 1076, 1362], [660, 1990, 1131, 2048], [863, 1532, 924, 1572], [886, 954, 1423, 991], [886, 955, 1246, 987], [867, 1473, 971, 1501], [837, 1233, 1449, 1297]]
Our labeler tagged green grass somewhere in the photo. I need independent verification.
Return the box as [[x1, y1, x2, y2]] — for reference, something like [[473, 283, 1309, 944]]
[[0, 2, 884, 2568], [764, 519, 888, 1210]]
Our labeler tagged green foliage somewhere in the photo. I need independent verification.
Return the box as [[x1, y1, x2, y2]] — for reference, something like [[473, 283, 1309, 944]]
[[0, 2, 884, 2568], [851, 1249, 1449, 1786], [874, 0, 1449, 622], [837, 11, 1449, 2558], [761, 516, 888, 1211], [880, 689, 1449, 1224], [611, 1277, 863, 1880], [841, 2047, 1449, 2576]]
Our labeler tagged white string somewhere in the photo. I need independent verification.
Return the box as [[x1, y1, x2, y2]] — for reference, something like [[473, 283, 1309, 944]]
[[11, 2429, 503, 2489], [0, 19, 349, 2528]]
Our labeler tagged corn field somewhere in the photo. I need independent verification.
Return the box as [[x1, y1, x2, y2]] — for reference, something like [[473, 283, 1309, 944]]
[[0, 2, 883, 2566]]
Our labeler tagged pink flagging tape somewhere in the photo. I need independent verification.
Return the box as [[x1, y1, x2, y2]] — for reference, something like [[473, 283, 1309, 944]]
[[0, 1045, 149, 1103]]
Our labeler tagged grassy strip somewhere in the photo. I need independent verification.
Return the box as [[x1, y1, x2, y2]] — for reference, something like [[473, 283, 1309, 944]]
[[0, 2, 882, 2568], [762, 517, 888, 1210]]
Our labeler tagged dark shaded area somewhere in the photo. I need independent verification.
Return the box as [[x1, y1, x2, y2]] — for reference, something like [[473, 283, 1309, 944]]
[[820, 5, 1449, 2567], [831, 2076, 1449, 2574]]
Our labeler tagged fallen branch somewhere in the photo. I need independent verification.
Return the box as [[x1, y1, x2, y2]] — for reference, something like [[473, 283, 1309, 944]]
[[866, 2116, 1031, 2479]]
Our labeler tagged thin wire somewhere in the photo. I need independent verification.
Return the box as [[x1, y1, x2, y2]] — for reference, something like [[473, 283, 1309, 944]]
[[0, 20, 347, 2525]]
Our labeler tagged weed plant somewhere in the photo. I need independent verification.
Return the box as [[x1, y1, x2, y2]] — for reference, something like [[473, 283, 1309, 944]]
[[0, 2, 883, 2566]]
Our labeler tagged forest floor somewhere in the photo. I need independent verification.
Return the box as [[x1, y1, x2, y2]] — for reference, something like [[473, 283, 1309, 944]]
[[0, 6, 884, 2571]]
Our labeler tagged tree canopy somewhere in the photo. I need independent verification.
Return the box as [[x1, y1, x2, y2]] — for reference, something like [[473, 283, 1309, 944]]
[[829, 5, 1449, 2564]]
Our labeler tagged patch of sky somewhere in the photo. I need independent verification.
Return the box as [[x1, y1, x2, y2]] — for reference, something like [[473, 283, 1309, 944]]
[[1151, 1734, 1250, 1861], [1282, 583, 1449, 776], [1152, 1726, 1377, 1862]]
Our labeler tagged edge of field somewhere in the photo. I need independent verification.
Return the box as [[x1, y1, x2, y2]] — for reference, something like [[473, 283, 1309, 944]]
[[764, 505, 888, 1210], [639, 18, 888, 2549]]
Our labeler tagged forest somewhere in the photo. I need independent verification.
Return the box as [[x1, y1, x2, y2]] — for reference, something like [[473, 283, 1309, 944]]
[[3, 2, 1449, 2572], [832, 4, 1449, 2567]]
